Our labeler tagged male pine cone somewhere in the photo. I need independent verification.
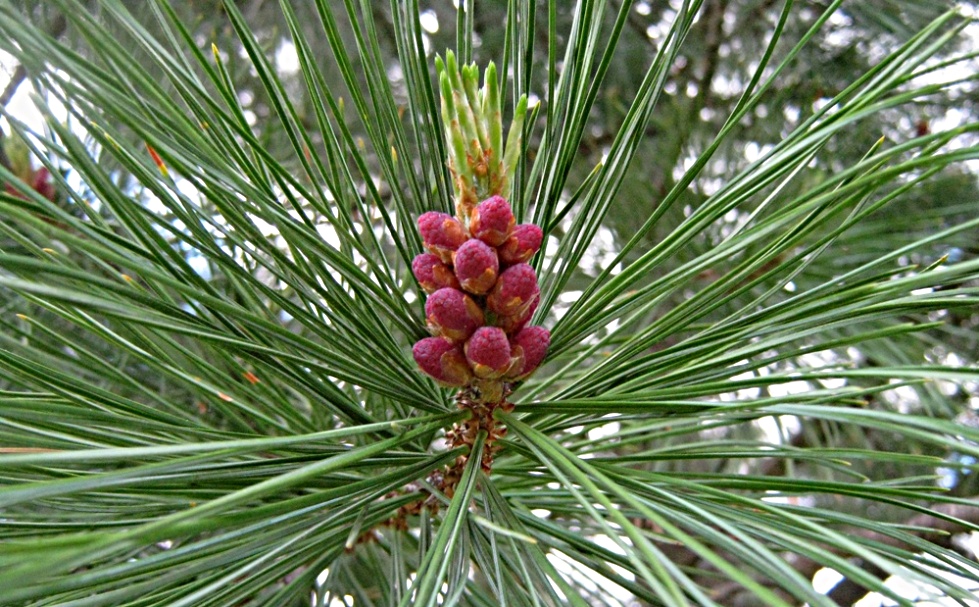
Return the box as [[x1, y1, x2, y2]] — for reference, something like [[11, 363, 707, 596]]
[[411, 196, 548, 401]]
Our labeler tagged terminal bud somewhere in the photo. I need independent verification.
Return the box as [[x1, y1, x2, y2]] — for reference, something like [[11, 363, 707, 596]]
[[495, 295, 538, 334], [507, 326, 550, 380], [498, 223, 543, 265], [487, 263, 539, 318]]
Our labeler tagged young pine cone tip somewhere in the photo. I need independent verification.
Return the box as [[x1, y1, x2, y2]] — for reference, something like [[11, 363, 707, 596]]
[[498, 224, 543, 265], [508, 325, 550, 380], [413, 253, 461, 293], [412, 337, 473, 387], [487, 263, 539, 318]]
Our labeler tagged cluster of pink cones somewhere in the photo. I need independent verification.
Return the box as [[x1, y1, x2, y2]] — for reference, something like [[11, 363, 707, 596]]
[[412, 196, 549, 400]]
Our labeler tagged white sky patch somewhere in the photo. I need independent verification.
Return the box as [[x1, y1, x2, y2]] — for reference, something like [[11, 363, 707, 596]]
[[387, 63, 403, 82], [882, 379, 921, 413], [557, 290, 582, 305], [761, 492, 815, 507], [1, 64, 71, 137], [142, 192, 169, 215], [756, 415, 801, 444], [728, 367, 761, 400], [1, 58, 40, 134], [419, 9, 439, 34], [711, 71, 745, 98], [174, 177, 201, 201], [859, 562, 979, 607], [187, 253, 211, 279], [587, 419, 621, 442], [754, 415, 783, 444], [767, 377, 811, 398], [548, 289, 581, 324], [577, 226, 622, 278], [315, 221, 343, 249], [814, 567, 844, 593]]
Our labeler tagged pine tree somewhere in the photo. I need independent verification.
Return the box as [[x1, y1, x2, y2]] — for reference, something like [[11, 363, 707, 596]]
[[0, 1, 978, 605]]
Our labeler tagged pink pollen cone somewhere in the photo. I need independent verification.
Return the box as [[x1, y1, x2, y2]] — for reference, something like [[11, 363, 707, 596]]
[[425, 287, 484, 342], [413, 337, 473, 386], [498, 223, 543, 265], [31, 167, 56, 202], [465, 327, 512, 379], [412, 253, 461, 293], [453, 239, 499, 295], [507, 325, 550, 380], [418, 211, 468, 263], [470, 195, 515, 247], [487, 263, 539, 318], [496, 295, 539, 335]]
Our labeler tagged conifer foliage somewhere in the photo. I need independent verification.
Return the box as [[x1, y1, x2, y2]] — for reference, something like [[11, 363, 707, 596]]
[[0, 1, 978, 606]]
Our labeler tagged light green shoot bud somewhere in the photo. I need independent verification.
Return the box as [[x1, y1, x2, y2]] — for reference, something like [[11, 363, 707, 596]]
[[440, 70, 472, 204], [446, 60, 483, 178], [3, 131, 32, 181], [435, 54, 524, 217], [462, 64, 489, 151], [502, 94, 528, 201], [483, 63, 506, 196]]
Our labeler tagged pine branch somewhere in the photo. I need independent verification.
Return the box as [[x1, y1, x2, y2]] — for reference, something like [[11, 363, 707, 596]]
[[667, 501, 979, 607]]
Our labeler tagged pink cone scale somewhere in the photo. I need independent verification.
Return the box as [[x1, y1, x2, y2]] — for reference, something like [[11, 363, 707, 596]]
[[413, 338, 473, 386], [413, 253, 461, 293], [465, 327, 512, 378], [495, 295, 538, 334], [469, 196, 515, 247], [418, 212, 468, 263], [498, 223, 543, 265], [453, 239, 499, 295], [507, 326, 550, 380], [425, 287, 484, 342], [487, 263, 539, 318], [411, 196, 550, 396]]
